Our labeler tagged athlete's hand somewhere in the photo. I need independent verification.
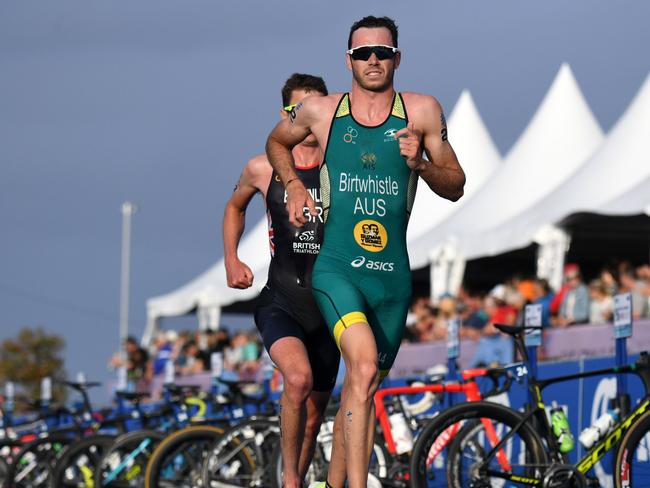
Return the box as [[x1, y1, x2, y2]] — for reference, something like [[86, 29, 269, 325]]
[[226, 258, 254, 289], [396, 123, 428, 171], [286, 179, 317, 227]]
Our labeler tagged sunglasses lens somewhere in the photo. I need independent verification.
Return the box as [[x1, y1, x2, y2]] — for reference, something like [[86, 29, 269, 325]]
[[350, 46, 396, 61], [351, 47, 373, 61], [375, 46, 396, 60]]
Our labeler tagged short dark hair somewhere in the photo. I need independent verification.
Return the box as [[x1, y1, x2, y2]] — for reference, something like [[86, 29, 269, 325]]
[[281, 73, 328, 107], [348, 16, 398, 49]]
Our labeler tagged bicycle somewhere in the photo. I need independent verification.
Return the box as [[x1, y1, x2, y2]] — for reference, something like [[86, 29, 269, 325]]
[[409, 323, 650, 487], [143, 378, 278, 488], [268, 366, 510, 488]]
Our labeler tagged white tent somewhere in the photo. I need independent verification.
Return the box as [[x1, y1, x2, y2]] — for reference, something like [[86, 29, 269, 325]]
[[407, 90, 501, 243], [599, 176, 650, 216], [143, 218, 270, 344], [406, 64, 605, 295], [592, 75, 650, 216], [462, 72, 650, 288], [143, 89, 502, 343]]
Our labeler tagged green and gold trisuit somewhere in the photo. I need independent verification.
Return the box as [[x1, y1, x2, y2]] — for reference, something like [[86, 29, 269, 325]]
[[312, 92, 418, 379]]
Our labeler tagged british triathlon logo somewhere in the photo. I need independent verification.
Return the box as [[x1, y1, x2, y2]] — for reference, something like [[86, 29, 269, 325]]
[[383, 128, 398, 142], [353, 219, 388, 252], [350, 255, 394, 272], [298, 230, 315, 242], [343, 126, 358, 144]]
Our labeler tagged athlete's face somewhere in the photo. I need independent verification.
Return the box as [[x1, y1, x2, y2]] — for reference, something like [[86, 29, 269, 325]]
[[280, 88, 321, 146], [346, 27, 400, 92]]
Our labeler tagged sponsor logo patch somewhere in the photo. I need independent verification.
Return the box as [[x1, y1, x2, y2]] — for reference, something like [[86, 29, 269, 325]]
[[298, 229, 315, 242], [354, 219, 388, 252], [383, 128, 398, 142], [343, 126, 358, 144]]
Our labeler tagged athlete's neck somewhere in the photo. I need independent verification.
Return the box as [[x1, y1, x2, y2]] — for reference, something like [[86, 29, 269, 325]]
[[292, 143, 321, 169], [349, 84, 395, 125]]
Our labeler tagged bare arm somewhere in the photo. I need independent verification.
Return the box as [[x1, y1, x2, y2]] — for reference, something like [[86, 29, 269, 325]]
[[222, 157, 268, 288], [265, 99, 318, 226], [399, 95, 465, 201]]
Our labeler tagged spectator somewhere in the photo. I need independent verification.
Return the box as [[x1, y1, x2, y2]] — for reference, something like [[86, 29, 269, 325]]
[[109, 336, 149, 383], [635, 264, 650, 314], [412, 305, 438, 342], [487, 284, 517, 327], [510, 274, 537, 303], [468, 286, 516, 367], [224, 331, 261, 377], [470, 289, 515, 367], [619, 266, 650, 319], [470, 322, 514, 367], [176, 340, 205, 376], [600, 265, 619, 296], [150, 330, 178, 376], [459, 291, 488, 341], [209, 328, 232, 354], [462, 311, 489, 341], [550, 263, 579, 317], [588, 279, 614, 324], [557, 267, 590, 326], [532, 278, 554, 328]]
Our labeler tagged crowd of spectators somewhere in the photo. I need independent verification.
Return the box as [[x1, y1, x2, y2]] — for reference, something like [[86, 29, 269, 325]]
[[109, 261, 650, 383], [404, 261, 650, 367], [109, 327, 263, 387]]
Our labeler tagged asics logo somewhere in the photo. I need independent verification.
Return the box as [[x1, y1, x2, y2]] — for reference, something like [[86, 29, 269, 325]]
[[349, 256, 394, 272]]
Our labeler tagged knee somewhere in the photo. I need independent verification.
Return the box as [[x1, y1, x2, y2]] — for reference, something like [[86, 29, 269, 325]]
[[349, 360, 379, 400], [283, 370, 313, 404]]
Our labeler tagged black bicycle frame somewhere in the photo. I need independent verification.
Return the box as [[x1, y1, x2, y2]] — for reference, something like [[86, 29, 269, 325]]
[[475, 331, 650, 485]]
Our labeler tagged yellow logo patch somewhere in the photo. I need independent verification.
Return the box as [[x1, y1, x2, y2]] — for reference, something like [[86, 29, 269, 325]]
[[354, 220, 388, 252]]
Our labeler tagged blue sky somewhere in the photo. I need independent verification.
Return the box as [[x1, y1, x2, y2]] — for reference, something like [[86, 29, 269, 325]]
[[1, 0, 649, 397]]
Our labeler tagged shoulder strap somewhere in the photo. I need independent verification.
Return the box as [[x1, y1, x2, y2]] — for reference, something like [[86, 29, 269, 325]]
[[391, 92, 407, 120], [335, 93, 350, 118]]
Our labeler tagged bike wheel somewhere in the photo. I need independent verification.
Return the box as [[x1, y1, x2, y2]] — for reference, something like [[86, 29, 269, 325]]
[[50, 434, 116, 488], [3, 433, 75, 488], [145, 425, 252, 488], [615, 407, 650, 487], [202, 418, 279, 488], [409, 401, 548, 488], [94, 429, 165, 487]]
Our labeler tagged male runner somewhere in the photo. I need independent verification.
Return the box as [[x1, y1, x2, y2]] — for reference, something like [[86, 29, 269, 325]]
[[223, 73, 339, 488], [266, 17, 466, 488]]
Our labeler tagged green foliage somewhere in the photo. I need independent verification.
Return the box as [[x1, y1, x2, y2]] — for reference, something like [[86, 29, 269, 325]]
[[0, 326, 67, 405]]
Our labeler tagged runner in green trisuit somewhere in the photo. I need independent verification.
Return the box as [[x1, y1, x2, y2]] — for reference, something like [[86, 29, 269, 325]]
[[266, 16, 466, 488]]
